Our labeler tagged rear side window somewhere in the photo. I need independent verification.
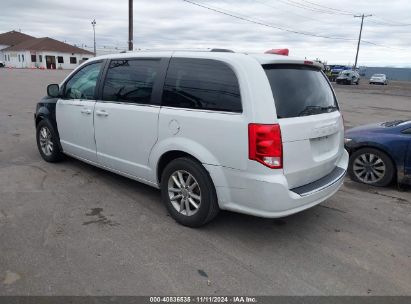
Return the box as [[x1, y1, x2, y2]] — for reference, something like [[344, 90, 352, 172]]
[[264, 64, 337, 118], [162, 58, 242, 112], [102, 59, 160, 104]]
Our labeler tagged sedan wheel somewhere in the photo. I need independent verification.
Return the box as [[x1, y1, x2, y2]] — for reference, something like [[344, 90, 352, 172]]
[[348, 148, 395, 187], [352, 153, 386, 184]]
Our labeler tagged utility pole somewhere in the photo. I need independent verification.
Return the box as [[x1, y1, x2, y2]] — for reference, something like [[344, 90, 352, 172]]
[[91, 19, 97, 56], [353, 14, 372, 70], [128, 0, 133, 51]]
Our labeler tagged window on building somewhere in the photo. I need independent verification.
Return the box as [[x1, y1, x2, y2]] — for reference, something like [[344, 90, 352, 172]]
[[39, 55, 42, 62], [22, 54, 24, 62], [162, 58, 242, 112], [31, 55, 36, 62], [70, 57, 77, 64], [102, 59, 160, 105], [64, 62, 102, 100], [18, 55, 21, 62], [57, 56, 64, 64]]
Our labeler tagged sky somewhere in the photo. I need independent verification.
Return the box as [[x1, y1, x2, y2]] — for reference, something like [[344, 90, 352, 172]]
[[1, 0, 410, 67]]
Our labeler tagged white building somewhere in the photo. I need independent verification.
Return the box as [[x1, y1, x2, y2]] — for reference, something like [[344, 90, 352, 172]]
[[0, 30, 34, 64], [0, 31, 93, 69]]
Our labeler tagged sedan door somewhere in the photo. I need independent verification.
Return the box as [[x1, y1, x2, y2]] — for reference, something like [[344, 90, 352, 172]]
[[94, 58, 166, 182], [56, 61, 103, 163]]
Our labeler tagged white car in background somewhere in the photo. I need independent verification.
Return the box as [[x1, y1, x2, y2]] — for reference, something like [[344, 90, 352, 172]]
[[369, 74, 388, 85], [0, 60, 5, 67]]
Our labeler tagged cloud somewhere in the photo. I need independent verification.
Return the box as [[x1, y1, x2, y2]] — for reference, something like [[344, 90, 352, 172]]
[[1, 0, 410, 66]]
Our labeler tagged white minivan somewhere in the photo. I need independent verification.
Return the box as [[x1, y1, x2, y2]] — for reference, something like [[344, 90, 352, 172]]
[[35, 50, 348, 227]]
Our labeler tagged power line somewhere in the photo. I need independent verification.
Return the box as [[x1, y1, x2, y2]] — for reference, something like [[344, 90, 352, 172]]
[[183, 0, 408, 51], [274, 0, 352, 15], [277, 0, 411, 26], [182, 0, 356, 41], [369, 18, 411, 27], [254, 0, 331, 22], [298, 0, 354, 15]]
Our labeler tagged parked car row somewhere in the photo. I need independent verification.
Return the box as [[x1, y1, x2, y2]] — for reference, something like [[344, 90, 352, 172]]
[[334, 71, 390, 86]]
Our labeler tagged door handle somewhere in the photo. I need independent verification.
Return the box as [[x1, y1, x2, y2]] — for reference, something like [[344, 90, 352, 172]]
[[80, 108, 92, 115], [96, 110, 109, 117]]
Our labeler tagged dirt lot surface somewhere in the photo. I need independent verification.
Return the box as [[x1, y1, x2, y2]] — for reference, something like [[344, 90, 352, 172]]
[[0, 69, 410, 296]]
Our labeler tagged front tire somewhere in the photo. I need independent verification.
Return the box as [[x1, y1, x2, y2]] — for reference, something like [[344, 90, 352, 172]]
[[36, 120, 63, 162], [160, 157, 219, 227], [348, 148, 395, 187]]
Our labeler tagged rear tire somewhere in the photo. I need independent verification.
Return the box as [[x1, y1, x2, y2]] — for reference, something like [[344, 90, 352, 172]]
[[36, 120, 63, 162], [160, 157, 219, 227], [348, 148, 395, 187]]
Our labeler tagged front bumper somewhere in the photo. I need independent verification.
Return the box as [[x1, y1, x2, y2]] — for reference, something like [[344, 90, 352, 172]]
[[205, 150, 349, 218]]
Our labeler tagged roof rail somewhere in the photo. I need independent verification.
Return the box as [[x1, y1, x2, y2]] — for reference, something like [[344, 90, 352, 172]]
[[210, 48, 235, 53]]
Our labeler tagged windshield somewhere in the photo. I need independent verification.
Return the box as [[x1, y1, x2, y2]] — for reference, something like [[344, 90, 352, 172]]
[[264, 64, 338, 118], [372, 74, 384, 77], [341, 71, 351, 76]]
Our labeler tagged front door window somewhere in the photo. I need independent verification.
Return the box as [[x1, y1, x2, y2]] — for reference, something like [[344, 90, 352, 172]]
[[64, 62, 102, 100]]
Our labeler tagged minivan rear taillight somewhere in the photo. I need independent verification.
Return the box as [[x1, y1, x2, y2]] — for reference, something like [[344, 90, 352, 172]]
[[248, 124, 283, 169]]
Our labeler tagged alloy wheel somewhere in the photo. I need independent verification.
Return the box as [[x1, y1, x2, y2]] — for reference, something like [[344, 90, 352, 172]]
[[353, 153, 386, 184], [39, 126, 54, 156], [168, 170, 201, 216]]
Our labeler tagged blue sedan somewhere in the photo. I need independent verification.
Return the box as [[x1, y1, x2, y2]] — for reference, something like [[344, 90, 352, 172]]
[[344, 120, 411, 187]]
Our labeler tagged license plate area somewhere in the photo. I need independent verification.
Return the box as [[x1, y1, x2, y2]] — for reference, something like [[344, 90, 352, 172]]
[[310, 133, 338, 160]]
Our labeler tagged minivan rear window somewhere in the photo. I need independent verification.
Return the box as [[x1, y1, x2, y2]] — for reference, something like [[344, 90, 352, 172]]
[[264, 64, 337, 118]]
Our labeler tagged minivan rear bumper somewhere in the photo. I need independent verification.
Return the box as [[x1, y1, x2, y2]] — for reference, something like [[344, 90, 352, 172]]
[[205, 149, 349, 218]]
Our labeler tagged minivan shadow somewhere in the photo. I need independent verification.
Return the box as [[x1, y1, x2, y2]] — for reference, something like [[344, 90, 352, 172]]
[[61, 156, 328, 234]]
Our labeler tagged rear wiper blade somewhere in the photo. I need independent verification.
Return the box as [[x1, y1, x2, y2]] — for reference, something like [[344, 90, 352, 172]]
[[298, 105, 337, 117]]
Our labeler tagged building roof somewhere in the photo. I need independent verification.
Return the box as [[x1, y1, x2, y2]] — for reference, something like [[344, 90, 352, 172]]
[[3, 37, 93, 55], [0, 30, 35, 46]]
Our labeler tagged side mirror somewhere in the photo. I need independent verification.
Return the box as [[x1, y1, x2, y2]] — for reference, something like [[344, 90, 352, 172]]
[[47, 84, 60, 98]]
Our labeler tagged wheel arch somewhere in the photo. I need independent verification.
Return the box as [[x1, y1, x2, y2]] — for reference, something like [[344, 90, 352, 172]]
[[156, 150, 203, 184], [35, 107, 51, 126], [35, 107, 62, 151]]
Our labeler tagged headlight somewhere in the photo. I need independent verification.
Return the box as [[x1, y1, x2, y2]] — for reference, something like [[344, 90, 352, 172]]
[[344, 138, 352, 144]]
